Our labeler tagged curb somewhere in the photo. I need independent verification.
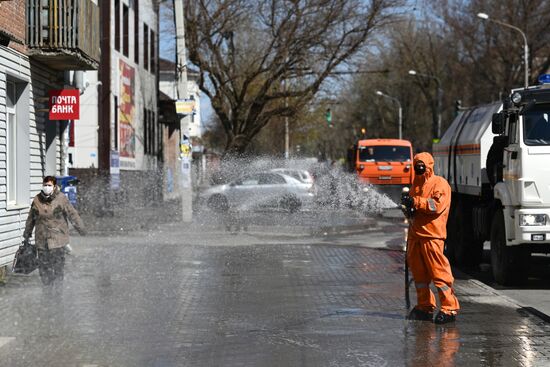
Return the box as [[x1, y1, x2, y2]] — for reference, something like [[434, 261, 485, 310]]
[[466, 278, 550, 323]]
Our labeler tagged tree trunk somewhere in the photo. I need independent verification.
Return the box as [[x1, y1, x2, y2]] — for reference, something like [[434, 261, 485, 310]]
[[223, 134, 251, 158]]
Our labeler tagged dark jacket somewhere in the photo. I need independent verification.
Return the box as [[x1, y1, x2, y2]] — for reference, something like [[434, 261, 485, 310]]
[[23, 187, 86, 249]]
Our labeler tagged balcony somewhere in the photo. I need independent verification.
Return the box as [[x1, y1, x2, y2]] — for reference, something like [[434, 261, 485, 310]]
[[27, 0, 100, 70]]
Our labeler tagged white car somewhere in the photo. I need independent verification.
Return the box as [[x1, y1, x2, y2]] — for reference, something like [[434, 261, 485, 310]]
[[202, 172, 315, 213], [269, 168, 314, 187]]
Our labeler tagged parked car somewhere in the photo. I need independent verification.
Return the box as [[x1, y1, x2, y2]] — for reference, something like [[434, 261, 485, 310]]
[[201, 172, 314, 213], [269, 168, 314, 187]]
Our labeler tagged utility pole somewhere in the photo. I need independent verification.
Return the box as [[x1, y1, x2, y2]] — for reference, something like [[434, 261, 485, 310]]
[[284, 78, 289, 160], [375, 91, 402, 140], [174, 0, 192, 222]]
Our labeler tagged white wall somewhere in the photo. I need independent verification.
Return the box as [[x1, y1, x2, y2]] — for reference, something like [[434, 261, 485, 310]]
[[69, 71, 99, 168], [72, 0, 159, 172], [159, 72, 202, 139], [187, 78, 202, 138], [0, 47, 63, 267]]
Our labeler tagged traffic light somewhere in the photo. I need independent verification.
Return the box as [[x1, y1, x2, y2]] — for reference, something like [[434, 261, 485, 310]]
[[325, 108, 332, 126], [361, 127, 366, 136]]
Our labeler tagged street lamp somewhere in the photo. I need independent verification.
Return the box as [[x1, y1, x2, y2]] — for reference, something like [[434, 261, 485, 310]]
[[408, 69, 443, 140], [375, 90, 403, 140], [477, 12, 529, 88]]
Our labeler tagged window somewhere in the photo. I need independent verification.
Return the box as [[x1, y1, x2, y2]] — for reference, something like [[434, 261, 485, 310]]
[[144, 108, 149, 154], [236, 175, 260, 186], [6, 81, 17, 205], [358, 146, 411, 162], [114, 96, 119, 150], [5, 77, 30, 208], [259, 174, 286, 185], [143, 23, 149, 71], [523, 105, 550, 146], [151, 110, 156, 154], [114, 0, 120, 51], [123, 4, 129, 56], [150, 30, 156, 73], [157, 113, 162, 156], [134, 0, 139, 63]]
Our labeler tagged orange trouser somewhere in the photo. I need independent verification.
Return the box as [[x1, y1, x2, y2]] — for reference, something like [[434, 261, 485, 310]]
[[407, 237, 460, 314]]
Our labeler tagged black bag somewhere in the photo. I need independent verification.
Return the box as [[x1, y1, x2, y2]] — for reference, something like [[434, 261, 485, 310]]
[[12, 241, 38, 274]]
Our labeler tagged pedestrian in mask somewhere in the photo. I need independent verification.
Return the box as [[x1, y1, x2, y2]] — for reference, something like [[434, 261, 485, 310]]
[[23, 176, 86, 286], [402, 152, 459, 324]]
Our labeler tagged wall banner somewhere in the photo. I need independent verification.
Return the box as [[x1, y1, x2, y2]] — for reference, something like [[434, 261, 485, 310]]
[[119, 60, 135, 158]]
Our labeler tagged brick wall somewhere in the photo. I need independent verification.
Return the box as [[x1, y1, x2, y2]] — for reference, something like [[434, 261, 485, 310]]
[[0, 0, 26, 54]]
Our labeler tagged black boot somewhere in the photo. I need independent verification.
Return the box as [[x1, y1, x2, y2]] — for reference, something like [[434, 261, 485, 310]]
[[434, 311, 456, 324], [407, 307, 433, 321]]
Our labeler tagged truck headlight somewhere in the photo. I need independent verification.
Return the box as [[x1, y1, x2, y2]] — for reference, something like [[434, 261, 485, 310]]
[[519, 214, 547, 226], [511, 92, 522, 105]]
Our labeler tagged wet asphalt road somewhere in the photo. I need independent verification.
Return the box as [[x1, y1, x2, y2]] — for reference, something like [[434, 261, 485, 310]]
[[1, 209, 550, 366]]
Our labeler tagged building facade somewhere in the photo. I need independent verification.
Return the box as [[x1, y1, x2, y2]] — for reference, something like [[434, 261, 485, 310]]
[[0, 0, 99, 267], [69, 0, 161, 211]]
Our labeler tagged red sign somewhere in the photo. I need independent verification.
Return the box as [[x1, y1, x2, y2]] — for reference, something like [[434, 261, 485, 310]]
[[49, 89, 80, 120]]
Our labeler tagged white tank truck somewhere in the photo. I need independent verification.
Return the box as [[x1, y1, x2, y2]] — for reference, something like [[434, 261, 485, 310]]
[[434, 77, 550, 285]]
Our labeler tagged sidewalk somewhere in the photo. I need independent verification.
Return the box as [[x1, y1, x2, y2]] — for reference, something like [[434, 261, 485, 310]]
[[79, 199, 182, 234]]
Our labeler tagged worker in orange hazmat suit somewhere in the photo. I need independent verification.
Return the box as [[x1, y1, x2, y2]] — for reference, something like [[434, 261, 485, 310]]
[[401, 152, 459, 324]]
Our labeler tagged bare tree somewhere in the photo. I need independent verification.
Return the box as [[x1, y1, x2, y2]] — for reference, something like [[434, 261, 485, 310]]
[[183, 0, 402, 156], [334, 0, 550, 154], [433, 0, 550, 101]]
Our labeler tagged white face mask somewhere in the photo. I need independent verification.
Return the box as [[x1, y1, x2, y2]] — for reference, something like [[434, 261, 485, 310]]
[[42, 185, 54, 196]]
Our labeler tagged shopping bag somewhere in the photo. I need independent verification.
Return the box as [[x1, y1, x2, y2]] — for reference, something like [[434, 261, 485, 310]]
[[12, 241, 38, 274]]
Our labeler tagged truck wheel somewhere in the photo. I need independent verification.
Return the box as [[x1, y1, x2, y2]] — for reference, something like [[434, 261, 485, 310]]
[[280, 195, 301, 213], [208, 194, 229, 213], [490, 208, 529, 285]]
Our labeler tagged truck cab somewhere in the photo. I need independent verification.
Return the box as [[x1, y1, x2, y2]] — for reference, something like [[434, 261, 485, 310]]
[[355, 139, 413, 186]]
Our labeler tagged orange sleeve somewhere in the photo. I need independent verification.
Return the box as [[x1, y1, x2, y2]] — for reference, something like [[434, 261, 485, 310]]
[[413, 178, 451, 215]]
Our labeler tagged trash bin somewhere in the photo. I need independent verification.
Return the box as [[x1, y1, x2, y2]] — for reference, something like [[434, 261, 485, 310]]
[[56, 175, 80, 207]]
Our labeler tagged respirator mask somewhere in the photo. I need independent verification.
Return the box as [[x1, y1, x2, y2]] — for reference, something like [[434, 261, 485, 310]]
[[42, 185, 54, 196], [414, 162, 426, 176]]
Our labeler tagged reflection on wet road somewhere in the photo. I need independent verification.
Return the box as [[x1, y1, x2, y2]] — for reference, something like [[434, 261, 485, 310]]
[[0, 210, 549, 366]]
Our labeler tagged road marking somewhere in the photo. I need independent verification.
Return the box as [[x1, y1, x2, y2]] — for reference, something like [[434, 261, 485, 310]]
[[0, 337, 15, 349]]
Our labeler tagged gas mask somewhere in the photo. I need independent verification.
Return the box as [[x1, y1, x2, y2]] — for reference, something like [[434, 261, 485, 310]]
[[414, 162, 426, 176], [42, 185, 54, 196]]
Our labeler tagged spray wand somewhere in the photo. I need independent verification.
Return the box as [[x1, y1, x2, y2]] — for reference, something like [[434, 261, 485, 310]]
[[400, 187, 414, 310]]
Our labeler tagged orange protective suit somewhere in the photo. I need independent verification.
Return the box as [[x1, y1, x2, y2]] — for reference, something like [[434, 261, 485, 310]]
[[407, 152, 459, 315]]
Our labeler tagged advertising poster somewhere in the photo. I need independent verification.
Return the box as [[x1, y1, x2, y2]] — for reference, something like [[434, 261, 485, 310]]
[[181, 157, 191, 189], [180, 138, 192, 188], [119, 60, 135, 158]]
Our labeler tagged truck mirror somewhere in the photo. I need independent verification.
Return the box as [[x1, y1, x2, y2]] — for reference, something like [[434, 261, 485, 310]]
[[502, 97, 512, 110], [492, 113, 505, 134]]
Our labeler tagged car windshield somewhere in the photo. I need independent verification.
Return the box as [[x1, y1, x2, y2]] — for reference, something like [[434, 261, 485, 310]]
[[235, 175, 260, 185], [358, 145, 411, 162], [523, 106, 550, 145]]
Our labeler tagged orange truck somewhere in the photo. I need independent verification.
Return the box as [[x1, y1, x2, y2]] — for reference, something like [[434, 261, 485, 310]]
[[355, 139, 414, 186]]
